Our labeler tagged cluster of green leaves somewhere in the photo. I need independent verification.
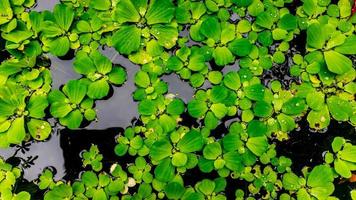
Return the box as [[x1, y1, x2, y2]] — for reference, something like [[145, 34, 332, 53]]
[[0, 0, 355, 199], [0, 157, 31, 200]]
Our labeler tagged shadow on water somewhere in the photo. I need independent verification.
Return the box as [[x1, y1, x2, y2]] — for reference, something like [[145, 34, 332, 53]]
[[59, 128, 123, 181]]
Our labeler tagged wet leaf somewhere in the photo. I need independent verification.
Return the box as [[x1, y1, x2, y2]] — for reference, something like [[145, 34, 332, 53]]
[[27, 119, 51, 141]]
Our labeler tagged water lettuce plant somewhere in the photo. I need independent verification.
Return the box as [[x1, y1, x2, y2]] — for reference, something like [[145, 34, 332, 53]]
[[0, 0, 355, 199]]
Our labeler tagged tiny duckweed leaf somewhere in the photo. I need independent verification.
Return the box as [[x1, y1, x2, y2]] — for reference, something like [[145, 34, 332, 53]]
[[27, 119, 51, 141], [246, 136, 268, 156], [145, 0, 175, 25], [324, 50, 352, 75], [87, 79, 110, 99], [112, 25, 141, 55], [177, 130, 204, 153]]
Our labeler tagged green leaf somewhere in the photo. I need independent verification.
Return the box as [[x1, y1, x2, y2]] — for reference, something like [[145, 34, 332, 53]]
[[278, 14, 297, 30], [91, 51, 112, 75], [228, 38, 252, 57], [232, 0, 252, 7], [27, 119, 51, 141], [335, 36, 356, 55], [93, 189, 107, 200], [200, 17, 221, 41], [138, 99, 156, 116], [7, 117, 25, 144], [167, 99, 185, 116], [53, 4, 74, 31], [277, 113, 296, 132], [307, 165, 333, 188], [306, 91, 324, 111], [108, 67, 127, 85], [114, 0, 140, 23], [177, 130, 204, 153], [210, 103, 227, 119], [63, 80, 87, 104], [247, 120, 267, 137], [324, 50, 352, 75], [210, 85, 228, 103], [49, 36, 70, 57], [253, 101, 273, 118], [50, 102, 72, 118], [188, 99, 208, 118], [150, 139, 172, 161], [151, 24, 178, 49], [197, 179, 215, 195], [303, 0, 316, 16], [223, 151, 243, 171], [327, 96, 352, 121], [164, 182, 185, 199], [73, 54, 96, 75], [82, 171, 98, 187], [307, 23, 325, 49], [223, 71, 241, 90], [134, 71, 150, 88], [0, 0, 13, 25], [2, 30, 32, 43], [340, 146, 356, 163], [59, 110, 83, 129], [282, 173, 301, 191], [13, 191, 31, 200], [87, 80, 110, 99], [282, 97, 307, 115], [244, 84, 265, 101], [159, 114, 176, 133], [331, 137, 345, 153], [172, 152, 188, 167], [246, 136, 268, 156], [27, 94, 48, 118], [213, 46, 234, 66], [334, 158, 351, 178], [154, 158, 175, 182], [338, 0, 351, 18], [256, 11, 273, 29], [44, 184, 73, 200], [90, 0, 111, 10], [145, 0, 175, 25], [112, 25, 141, 55], [203, 142, 222, 160]]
